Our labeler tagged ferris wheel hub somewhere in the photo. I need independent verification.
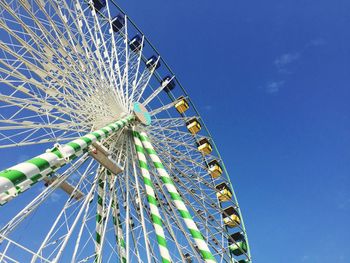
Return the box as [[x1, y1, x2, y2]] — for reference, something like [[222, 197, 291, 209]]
[[133, 102, 151, 125]]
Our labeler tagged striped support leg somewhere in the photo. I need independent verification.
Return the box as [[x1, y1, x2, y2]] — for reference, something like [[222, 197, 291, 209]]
[[111, 199, 127, 263], [0, 115, 134, 205], [132, 130, 172, 263], [109, 175, 127, 263], [137, 131, 216, 263], [95, 171, 107, 263]]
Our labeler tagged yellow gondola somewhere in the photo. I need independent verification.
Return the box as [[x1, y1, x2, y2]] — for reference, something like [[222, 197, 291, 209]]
[[175, 96, 189, 114], [216, 182, 232, 201], [197, 138, 212, 155], [223, 206, 241, 228], [208, 159, 223, 178], [186, 118, 201, 134]]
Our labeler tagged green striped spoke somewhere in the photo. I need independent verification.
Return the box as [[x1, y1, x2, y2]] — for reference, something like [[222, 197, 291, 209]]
[[132, 129, 172, 263], [137, 131, 216, 263], [0, 115, 134, 206]]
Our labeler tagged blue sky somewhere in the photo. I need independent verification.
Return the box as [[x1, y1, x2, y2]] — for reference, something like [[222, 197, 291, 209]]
[[117, 0, 350, 262]]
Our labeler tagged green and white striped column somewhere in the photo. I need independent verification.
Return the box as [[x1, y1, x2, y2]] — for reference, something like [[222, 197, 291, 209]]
[[111, 198, 127, 263], [137, 131, 216, 263], [0, 115, 134, 206], [109, 174, 127, 263], [132, 130, 172, 263], [95, 171, 107, 263]]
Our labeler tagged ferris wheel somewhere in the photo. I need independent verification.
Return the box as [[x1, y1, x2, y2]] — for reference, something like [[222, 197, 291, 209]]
[[0, 0, 251, 262]]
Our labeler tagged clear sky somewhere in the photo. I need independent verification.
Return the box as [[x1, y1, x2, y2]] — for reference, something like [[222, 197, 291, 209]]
[[117, 0, 350, 262]]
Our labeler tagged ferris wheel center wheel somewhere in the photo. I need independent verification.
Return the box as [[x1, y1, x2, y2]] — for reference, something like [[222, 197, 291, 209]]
[[0, 0, 251, 262], [133, 102, 151, 126]]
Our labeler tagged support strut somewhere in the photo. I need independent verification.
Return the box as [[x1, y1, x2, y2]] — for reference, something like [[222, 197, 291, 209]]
[[0, 115, 134, 205]]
